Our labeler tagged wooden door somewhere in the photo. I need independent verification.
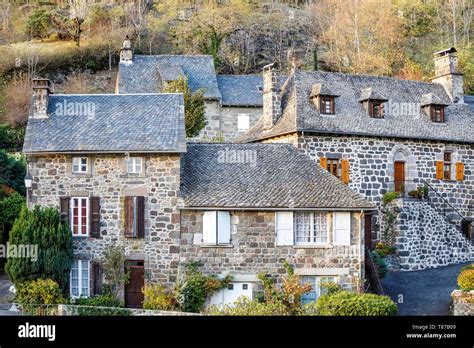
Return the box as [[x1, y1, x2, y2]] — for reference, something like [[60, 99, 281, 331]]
[[125, 260, 144, 308], [394, 161, 405, 192], [364, 214, 373, 250]]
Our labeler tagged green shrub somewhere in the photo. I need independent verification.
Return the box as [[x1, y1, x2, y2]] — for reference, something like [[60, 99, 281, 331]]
[[316, 291, 397, 316], [73, 294, 130, 316], [16, 279, 65, 315], [74, 293, 124, 308], [206, 296, 290, 316], [374, 241, 396, 256], [25, 10, 51, 40], [0, 192, 25, 225], [301, 302, 319, 316], [371, 251, 388, 277], [142, 284, 177, 311], [5, 206, 73, 291], [0, 125, 25, 152], [0, 150, 26, 195], [319, 281, 343, 296], [461, 264, 474, 272], [382, 191, 399, 205], [457, 269, 474, 291]]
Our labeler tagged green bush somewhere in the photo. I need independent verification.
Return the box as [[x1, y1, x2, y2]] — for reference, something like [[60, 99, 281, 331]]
[[316, 291, 397, 316], [382, 191, 399, 205], [73, 294, 130, 316], [457, 269, 474, 291], [461, 264, 474, 272], [5, 206, 73, 291], [0, 125, 25, 152], [0, 192, 25, 225], [0, 150, 26, 195], [142, 284, 177, 311], [319, 281, 343, 296], [206, 296, 290, 316], [371, 251, 388, 277], [25, 10, 51, 39], [16, 279, 65, 305]]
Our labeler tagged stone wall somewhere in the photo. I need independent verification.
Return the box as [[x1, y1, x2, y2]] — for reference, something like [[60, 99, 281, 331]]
[[220, 106, 262, 141], [180, 210, 364, 289], [386, 198, 474, 271], [451, 290, 474, 316], [27, 153, 182, 286]]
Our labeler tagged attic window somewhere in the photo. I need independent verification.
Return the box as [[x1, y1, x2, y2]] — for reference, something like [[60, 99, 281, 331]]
[[319, 97, 335, 115], [369, 101, 384, 118], [431, 105, 445, 123]]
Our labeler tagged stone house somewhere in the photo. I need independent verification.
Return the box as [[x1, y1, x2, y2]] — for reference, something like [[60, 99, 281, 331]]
[[23, 79, 373, 307], [238, 49, 474, 270]]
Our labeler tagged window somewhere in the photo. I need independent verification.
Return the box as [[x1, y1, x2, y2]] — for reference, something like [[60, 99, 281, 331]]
[[301, 276, 337, 304], [369, 101, 384, 118], [431, 105, 445, 123], [327, 158, 339, 178], [333, 212, 351, 246], [237, 114, 250, 131], [294, 212, 328, 245], [319, 97, 334, 115], [70, 260, 90, 298], [124, 196, 145, 238], [72, 157, 88, 173], [202, 211, 231, 245], [443, 152, 452, 180], [126, 157, 142, 174], [71, 197, 89, 236]]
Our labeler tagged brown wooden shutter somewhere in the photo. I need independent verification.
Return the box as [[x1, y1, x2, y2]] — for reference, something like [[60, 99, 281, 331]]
[[90, 197, 101, 238], [137, 196, 145, 238], [90, 262, 102, 296], [436, 160, 444, 180], [59, 197, 70, 225], [320, 157, 327, 169], [456, 162, 465, 181], [124, 196, 133, 238], [341, 159, 350, 184]]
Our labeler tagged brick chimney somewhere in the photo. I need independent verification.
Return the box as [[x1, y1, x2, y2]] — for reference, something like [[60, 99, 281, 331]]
[[120, 35, 133, 64], [431, 47, 464, 104], [32, 77, 52, 119], [262, 63, 281, 130]]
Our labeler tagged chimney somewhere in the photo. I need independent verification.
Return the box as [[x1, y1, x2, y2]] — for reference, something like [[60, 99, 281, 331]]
[[262, 63, 281, 130], [120, 36, 133, 64], [32, 77, 52, 119], [431, 47, 464, 104]]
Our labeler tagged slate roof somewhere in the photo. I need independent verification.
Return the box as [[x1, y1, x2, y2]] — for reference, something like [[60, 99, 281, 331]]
[[23, 94, 186, 153], [181, 143, 374, 209], [117, 55, 221, 100], [217, 75, 263, 106], [239, 70, 474, 144]]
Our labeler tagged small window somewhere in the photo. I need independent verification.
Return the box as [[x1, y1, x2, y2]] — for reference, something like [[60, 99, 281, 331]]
[[431, 105, 445, 123], [237, 114, 250, 131], [124, 196, 145, 239], [126, 157, 142, 174], [202, 211, 231, 245], [72, 157, 88, 173], [71, 197, 89, 236], [319, 97, 334, 115], [443, 152, 452, 180], [242, 284, 248, 290], [294, 212, 328, 245], [70, 260, 90, 298], [301, 276, 338, 304], [228, 284, 234, 290], [327, 158, 339, 178], [369, 101, 384, 118]]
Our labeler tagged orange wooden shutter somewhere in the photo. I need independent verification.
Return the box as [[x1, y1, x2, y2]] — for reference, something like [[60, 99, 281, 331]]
[[435, 161, 444, 180], [341, 159, 350, 184], [320, 157, 327, 169], [456, 162, 465, 181]]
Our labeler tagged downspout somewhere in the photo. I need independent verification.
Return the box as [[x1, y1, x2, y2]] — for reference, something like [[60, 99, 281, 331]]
[[358, 210, 364, 293]]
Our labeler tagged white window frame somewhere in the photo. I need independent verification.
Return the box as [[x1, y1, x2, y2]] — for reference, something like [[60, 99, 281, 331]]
[[72, 157, 88, 174], [333, 212, 351, 246], [70, 197, 89, 237], [294, 212, 329, 246], [237, 114, 250, 131], [70, 259, 90, 298], [202, 211, 231, 245], [301, 275, 338, 304], [126, 156, 143, 174]]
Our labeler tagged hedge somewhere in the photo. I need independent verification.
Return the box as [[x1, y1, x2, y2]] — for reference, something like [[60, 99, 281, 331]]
[[316, 291, 397, 316], [457, 269, 474, 291]]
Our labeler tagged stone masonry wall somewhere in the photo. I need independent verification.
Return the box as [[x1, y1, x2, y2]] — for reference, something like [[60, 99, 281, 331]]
[[387, 198, 474, 271], [220, 106, 262, 141], [451, 290, 474, 316], [27, 153, 182, 287], [180, 210, 364, 290]]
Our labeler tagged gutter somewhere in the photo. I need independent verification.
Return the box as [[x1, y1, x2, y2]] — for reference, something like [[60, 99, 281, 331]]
[[180, 206, 376, 212]]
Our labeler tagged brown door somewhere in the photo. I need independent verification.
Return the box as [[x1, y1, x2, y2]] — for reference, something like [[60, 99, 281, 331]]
[[364, 214, 373, 250], [125, 260, 144, 308], [394, 161, 405, 192]]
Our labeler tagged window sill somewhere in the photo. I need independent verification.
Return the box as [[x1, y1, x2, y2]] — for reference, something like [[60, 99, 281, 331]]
[[293, 245, 332, 249], [70, 173, 92, 178], [200, 244, 234, 248]]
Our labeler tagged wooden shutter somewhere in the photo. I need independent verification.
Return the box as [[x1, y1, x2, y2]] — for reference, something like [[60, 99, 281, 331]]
[[276, 212, 294, 246], [90, 197, 101, 238], [137, 196, 145, 238], [341, 159, 350, 184], [333, 212, 351, 246], [90, 261, 102, 296], [319, 157, 327, 169], [203, 211, 217, 244], [124, 196, 133, 238], [436, 160, 444, 180], [456, 162, 465, 181], [217, 211, 231, 244], [59, 197, 70, 225]]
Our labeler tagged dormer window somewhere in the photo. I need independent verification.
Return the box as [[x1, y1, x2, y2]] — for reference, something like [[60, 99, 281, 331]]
[[319, 97, 335, 114], [431, 105, 445, 123], [369, 101, 384, 118]]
